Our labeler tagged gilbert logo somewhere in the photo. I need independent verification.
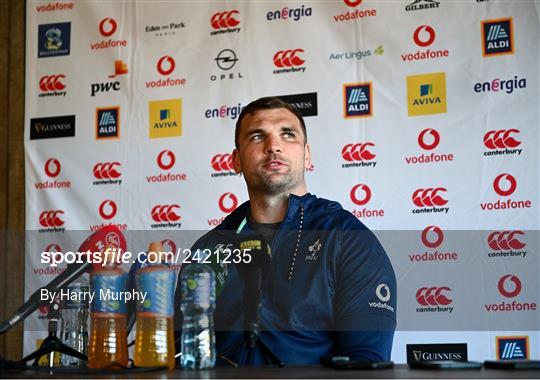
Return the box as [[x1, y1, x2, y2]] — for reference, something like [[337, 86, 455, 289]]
[[96, 107, 119, 139], [482, 18, 513, 56], [93, 162, 122, 186], [368, 284, 394, 312], [414, 25, 435, 47], [39, 74, 66, 97], [90, 17, 127, 50], [343, 83, 372, 118], [350, 184, 371, 206], [44, 158, 61, 178], [421, 226, 443, 248], [487, 231, 526, 258], [405, 0, 440, 12], [411, 187, 449, 214], [485, 274, 536, 312], [99, 200, 117, 220], [407, 72, 447, 116], [210, 10, 240, 35], [273, 49, 306, 74], [493, 173, 516, 196], [148, 150, 187, 184], [157, 150, 175, 170], [496, 336, 529, 360], [218, 193, 238, 214], [38, 210, 66, 233], [341, 143, 377, 169], [151, 205, 182, 229], [148, 99, 182, 138], [483, 129, 522, 157]]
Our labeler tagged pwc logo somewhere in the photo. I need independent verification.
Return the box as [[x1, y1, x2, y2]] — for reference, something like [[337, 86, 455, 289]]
[[487, 231, 527, 258], [210, 10, 240, 35], [416, 286, 453, 313], [421, 226, 444, 248], [412, 188, 449, 214], [44, 158, 61, 178], [93, 162, 122, 186], [218, 192, 238, 214], [418, 128, 440, 150], [414, 25, 435, 47], [98, 200, 117, 220], [493, 173, 517, 196], [483, 129, 522, 157], [39, 74, 66, 97], [350, 184, 371, 206], [273, 49, 306, 74], [90, 18, 127, 50], [39, 210, 65, 228], [498, 274, 521, 298], [150, 205, 182, 228], [341, 143, 377, 169]]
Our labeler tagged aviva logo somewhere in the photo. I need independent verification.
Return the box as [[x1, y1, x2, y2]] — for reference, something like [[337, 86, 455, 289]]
[[407, 72, 446, 116], [149, 99, 182, 138]]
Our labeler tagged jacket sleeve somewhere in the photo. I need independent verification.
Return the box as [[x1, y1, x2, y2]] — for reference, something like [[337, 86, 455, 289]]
[[332, 216, 397, 361]]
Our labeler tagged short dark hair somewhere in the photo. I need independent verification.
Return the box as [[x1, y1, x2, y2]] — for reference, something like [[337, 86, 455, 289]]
[[234, 96, 307, 148]]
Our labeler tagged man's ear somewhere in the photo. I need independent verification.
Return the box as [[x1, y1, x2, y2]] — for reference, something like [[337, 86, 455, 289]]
[[304, 143, 312, 169], [232, 148, 242, 174]]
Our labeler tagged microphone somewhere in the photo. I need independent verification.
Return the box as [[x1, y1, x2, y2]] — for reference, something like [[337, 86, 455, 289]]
[[0, 225, 126, 335]]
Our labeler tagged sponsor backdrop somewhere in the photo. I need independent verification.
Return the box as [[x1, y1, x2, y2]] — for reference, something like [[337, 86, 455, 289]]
[[24, 0, 539, 363]]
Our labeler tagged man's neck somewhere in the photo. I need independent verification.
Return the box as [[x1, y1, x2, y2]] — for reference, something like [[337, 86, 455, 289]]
[[248, 188, 307, 223]]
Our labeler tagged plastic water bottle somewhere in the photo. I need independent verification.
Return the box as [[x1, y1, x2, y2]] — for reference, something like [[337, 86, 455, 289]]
[[60, 275, 89, 367], [134, 266, 176, 369], [87, 267, 128, 369], [180, 264, 216, 369]]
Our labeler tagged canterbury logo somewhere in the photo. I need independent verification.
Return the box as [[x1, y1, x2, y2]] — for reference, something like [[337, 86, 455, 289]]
[[210, 10, 240, 29], [418, 128, 440, 150], [93, 162, 121, 179], [350, 184, 372, 206], [99, 200, 117, 220], [99, 17, 117, 37], [493, 173, 517, 196], [483, 129, 521, 149], [39, 210, 65, 227], [44, 158, 61, 178], [412, 188, 448, 207], [421, 225, 444, 248], [488, 231, 525, 250], [211, 153, 234, 171], [151, 205, 181, 222], [498, 274, 522, 298], [416, 286, 452, 306], [341, 143, 376, 161], [413, 25, 435, 47], [273, 49, 305, 68], [218, 192, 238, 214], [39, 75, 66, 92], [157, 56, 175, 76], [157, 150, 176, 170]]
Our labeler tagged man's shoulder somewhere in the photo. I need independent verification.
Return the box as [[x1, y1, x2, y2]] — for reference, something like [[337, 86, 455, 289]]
[[305, 195, 368, 231]]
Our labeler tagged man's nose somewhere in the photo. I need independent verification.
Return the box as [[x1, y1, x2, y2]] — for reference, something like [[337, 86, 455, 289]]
[[265, 134, 282, 154]]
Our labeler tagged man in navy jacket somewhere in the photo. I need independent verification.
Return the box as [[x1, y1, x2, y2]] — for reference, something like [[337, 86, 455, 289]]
[[175, 97, 396, 365]]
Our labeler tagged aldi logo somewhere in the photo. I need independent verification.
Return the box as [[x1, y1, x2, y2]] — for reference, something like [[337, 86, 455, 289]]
[[149, 99, 182, 138], [482, 18, 514, 57], [38, 22, 71, 58], [96, 107, 119, 139], [407, 72, 446, 116], [344, 82, 372, 118], [496, 336, 529, 360]]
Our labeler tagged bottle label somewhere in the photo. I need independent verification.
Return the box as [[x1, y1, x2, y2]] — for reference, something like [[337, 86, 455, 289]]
[[136, 267, 175, 317], [64, 285, 90, 309], [90, 271, 127, 315], [180, 268, 215, 309]]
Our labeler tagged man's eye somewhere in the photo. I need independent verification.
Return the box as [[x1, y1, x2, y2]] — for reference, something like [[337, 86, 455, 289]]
[[250, 134, 263, 141], [283, 132, 295, 138]]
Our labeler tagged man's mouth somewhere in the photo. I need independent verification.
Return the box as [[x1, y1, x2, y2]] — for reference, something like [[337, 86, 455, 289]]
[[263, 160, 287, 170]]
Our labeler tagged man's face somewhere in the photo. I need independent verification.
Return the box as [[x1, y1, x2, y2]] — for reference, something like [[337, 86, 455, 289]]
[[232, 108, 311, 196]]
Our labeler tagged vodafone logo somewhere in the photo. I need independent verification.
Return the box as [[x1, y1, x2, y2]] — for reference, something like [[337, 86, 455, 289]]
[[484, 129, 521, 149], [151, 205, 181, 222], [157, 56, 175, 76], [99, 200, 117, 220], [488, 231, 526, 250], [493, 174, 517, 197], [157, 150, 176, 170], [93, 162, 121, 179], [416, 286, 452, 306], [344, 0, 363, 6], [211, 153, 234, 172], [350, 184, 371, 206], [44, 158, 61, 178], [39, 210, 64, 227], [341, 143, 376, 161], [39, 75, 66, 92], [161, 239, 177, 255], [218, 192, 238, 214], [413, 25, 435, 47], [376, 284, 391, 302], [273, 49, 305, 68], [412, 188, 448, 207], [498, 275, 522, 298], [99, 17, 117, 37], [418, 129, 440, 150], [211, 10, 240, 29], [44, 243, 62, 253], [421, 226, 444, 248]]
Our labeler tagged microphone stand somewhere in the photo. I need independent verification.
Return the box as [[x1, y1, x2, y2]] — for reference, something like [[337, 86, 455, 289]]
[[219, 269, 284, 367]]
